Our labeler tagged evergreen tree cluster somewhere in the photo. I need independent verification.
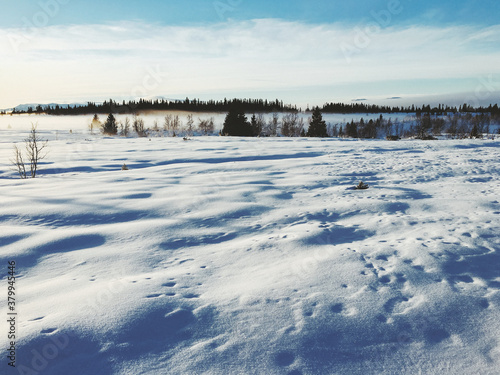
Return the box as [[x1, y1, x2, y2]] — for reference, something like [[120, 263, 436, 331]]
[[18, 98, 297, 116], [321, 102, 500, 116], [221, 106, 254, 136], [9, 98, 500, 119], [337, 112, 497, 140]]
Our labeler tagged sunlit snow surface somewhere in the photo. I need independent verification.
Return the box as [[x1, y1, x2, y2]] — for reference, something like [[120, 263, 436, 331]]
[[1, 119, 499, 375]]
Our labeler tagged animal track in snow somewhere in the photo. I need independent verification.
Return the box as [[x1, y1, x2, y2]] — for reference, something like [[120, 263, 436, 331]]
[[330, 303, 344, 314], [145, 294, 163, 299], [183, 292, 200, 299], [274, 351, 296, 367], [41, 328, 57, 334], [384, 295, 413, 314]]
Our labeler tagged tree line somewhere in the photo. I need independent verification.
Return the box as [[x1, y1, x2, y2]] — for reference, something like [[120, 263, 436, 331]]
[[95, 106, 499, 139], [96, 113, 215, 137], [5, 97, 500, 117], [10, 98, 297, 116], [220, 106, 499, 139]]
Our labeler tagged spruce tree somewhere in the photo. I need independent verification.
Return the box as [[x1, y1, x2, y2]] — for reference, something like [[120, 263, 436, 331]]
[[306, 107, 328, 137], [222, 106, 253, 136], [102, 113, 118, 135], [250, 114, 259, 136]]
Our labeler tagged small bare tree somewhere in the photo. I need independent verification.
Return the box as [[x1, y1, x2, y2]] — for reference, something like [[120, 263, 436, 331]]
[[281, 113, 302, 137], [198, 117, 215, 135], [163, 114, 173, 132], [120, 117, 131, 137], [133, 115, 146, 137], [11, 124, 48, 179], [171, 115, 181, 136], [164, 114, 181, 136], [264, 113, 280, 136], [185, 114, 194, 136], [12, 145, 27, 179]]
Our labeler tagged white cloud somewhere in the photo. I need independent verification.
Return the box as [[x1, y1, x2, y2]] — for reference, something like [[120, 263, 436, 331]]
[[1, 19, 500, 107]]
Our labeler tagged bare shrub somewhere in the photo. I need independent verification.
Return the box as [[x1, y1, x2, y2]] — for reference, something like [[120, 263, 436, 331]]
[[198, 117, 215, 135], [11, 124, 48, 179], [133, 115, 146, 137]]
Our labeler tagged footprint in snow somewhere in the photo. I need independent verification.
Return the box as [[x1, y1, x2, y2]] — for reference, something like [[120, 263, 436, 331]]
[[384, 296, 413, 314], [330, 303, 344, 314], [145, 294, 163, 299], [41, 328, 57, 334], [479, 298, 489, 309], [379, 275, 391, 284], [274, 351, 296, 367], [183, 293, 200, 299]]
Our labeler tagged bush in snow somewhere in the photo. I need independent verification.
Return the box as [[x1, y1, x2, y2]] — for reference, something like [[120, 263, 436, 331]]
[[355, 181, 369, 190], [11, 124, 48, 179], [101, 113, 118, 135]]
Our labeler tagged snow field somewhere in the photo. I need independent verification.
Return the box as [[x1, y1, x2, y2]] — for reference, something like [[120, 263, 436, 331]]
[[1, 127, 499, 374]]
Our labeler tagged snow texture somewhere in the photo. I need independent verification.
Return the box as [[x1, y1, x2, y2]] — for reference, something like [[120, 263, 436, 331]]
[[1, 118, 500, 375]]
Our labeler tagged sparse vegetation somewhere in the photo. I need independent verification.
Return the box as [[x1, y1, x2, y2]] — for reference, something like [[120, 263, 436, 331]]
[[11, 124, 48, 179], [120, 117, 131, 137], [355, 181, 369, 190], [133, 115, 146, 137], [186, 115, 195, 137], [198, 117, 215, 135], [81, 107, 498, 141]]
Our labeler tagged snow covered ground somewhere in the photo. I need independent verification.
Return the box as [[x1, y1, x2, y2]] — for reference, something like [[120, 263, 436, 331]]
[[1, 121, 500, 374]]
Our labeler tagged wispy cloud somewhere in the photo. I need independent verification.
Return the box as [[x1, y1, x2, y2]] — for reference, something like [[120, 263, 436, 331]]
[[1, 19, 499, 107]]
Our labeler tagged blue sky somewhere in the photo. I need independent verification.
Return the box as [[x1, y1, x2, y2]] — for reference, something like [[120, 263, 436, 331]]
[[2, 0, 499, 27], [1, 0, 500, 108]]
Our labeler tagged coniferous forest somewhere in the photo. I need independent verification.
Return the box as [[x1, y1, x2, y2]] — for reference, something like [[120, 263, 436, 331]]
[[4, 97, 500, 117]]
